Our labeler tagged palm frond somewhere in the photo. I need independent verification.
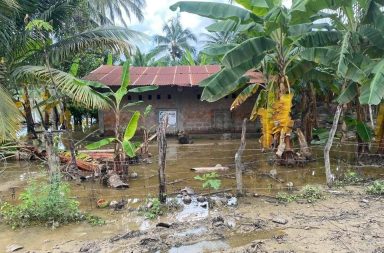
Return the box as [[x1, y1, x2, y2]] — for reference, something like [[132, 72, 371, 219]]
[[0, 85, 21, 142], [45, 26, 147, 63], [12, 65, 111, 109]]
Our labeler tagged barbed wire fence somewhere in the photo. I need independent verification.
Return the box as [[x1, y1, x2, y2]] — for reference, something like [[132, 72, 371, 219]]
[[0, 138, 383, 209]]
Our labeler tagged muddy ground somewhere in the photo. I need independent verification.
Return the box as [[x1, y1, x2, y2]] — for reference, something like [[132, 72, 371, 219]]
[[20, 186, 382, 253]]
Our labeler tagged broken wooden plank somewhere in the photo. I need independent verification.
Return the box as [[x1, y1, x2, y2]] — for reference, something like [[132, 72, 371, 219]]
[[191, 164, 229, 172]]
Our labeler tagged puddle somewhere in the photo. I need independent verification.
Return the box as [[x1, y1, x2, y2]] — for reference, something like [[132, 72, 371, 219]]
[[168, 240, 229, 253], [176, 227, 208, 237], [175, 197, 209, 222]]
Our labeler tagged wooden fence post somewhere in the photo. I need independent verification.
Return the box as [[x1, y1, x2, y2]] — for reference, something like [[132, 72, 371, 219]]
[[157, 115, 167, 203], [235, 118, 247, 196]]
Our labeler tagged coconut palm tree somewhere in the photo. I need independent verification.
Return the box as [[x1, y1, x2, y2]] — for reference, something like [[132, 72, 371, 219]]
[[202, 31, 237, 45], [88, 0, 146, 26], [152, 16, 197, 62], [0, 0, 146, 141]]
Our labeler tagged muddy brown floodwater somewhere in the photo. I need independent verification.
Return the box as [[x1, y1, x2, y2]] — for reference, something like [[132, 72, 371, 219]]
[[0, 139, 383, 252]]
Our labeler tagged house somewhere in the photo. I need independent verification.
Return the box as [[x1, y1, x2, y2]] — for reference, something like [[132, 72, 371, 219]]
[[84, 65, 264, 135]]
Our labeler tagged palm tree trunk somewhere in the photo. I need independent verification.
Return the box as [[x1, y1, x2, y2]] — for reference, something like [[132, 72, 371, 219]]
[[23, 86, 37, 139]]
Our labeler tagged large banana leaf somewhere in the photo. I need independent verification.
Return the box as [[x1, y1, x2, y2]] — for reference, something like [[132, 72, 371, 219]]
[[170, 1, 259, 22], [360, 59, 384, 105], [115, 62, 130, 105], [86, 137, 116, 149], [206, 20, 237, 32], [336, 82, 358, 104], [359, 25, 384, 50], [298, 31, 342, 47], [235, 0, 272, 16], [230, 83, 259, 111], [201, 44, 238, 57], [201, 54, 266, 102], [222, 37, 275, 68], [124, 111, 140, 141]]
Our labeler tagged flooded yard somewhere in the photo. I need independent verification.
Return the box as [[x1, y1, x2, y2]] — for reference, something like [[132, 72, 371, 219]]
[[0, 139, 383, 252]]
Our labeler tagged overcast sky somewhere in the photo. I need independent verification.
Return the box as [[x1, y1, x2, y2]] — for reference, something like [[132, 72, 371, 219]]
[[127, 0, 292, 52]]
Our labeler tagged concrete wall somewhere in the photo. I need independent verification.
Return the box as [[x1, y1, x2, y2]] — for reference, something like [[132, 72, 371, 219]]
[[100, 87, 259, 135]]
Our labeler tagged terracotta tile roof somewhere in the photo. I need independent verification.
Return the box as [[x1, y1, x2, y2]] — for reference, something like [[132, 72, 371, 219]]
[[83, 65, 264, 87]]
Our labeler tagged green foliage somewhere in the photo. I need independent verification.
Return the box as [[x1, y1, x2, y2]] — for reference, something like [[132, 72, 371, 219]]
[[344, 116, 373, 142], [276, 185, 324, 204], [139, 198, 180, 220], [25, 19, 53, 32], [366, 180, 384, 196], [143, 198, 163, 220], [84, 214, 106, 226], [0, 175, 82, 229], [85, 137, 115, 149], [194, 172, 221, 191], [335, 170, 364, 186], [300, 185, 324, 203], [276, 192, 297, 203]]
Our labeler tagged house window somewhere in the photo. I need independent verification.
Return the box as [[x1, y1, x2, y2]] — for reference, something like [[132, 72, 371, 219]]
[[148, 95, 152, 100], [127, 95, 132, 101], [138, 95, 143, 100], [197, 94, 201, 99], [167, 94, 172, 99], [157, 94, 161, 100]]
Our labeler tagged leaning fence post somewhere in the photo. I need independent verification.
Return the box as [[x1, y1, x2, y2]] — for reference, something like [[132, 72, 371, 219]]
[[235, 118, 247, 196], [157, 115, 168, 203]]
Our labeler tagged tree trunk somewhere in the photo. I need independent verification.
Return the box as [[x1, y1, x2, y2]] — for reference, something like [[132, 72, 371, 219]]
[[356, 100, 369, 157], [297, 128, 311, 159], [45, 131, 60, 176], [324, 105, 342, 188], [157, 116, 167, 203], [235, 119, 246, 196], [23, 86, 37, 139], [114, 112, 125, 174]]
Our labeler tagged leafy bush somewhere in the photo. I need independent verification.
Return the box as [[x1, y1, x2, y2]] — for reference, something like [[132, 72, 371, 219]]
[[366, 180, 384, 196], [0, 174, 101, 229], [276, 192, 297, 203], [276, 185, 324, 203], [300, 185, 324, 203], [139, 197, 181, 220], [143, 198, 163, 220], [335, 170, 364, 186]]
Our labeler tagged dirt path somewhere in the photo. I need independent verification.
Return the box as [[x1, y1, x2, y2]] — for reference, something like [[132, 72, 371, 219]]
[[36, 186, 382, 253]]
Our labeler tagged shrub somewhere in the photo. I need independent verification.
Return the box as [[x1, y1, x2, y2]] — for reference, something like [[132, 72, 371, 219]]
[[300, 185, 324, 203], [276, 185, 324, 204], [0, 174, 102, 229], [366, 180, 384, 196], [276, 192, 297, 203], [139, 197, 181, 220]]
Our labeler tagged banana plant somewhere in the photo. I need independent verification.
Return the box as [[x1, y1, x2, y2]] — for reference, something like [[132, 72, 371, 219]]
[[86, 61, 158, 173], [297, 0, 384, 161], [171, 0, 333, 163]]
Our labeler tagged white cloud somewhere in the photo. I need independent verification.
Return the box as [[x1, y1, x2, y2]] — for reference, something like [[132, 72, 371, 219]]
[[126, 0, 292, 52], [128, 0, 224, 52]]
